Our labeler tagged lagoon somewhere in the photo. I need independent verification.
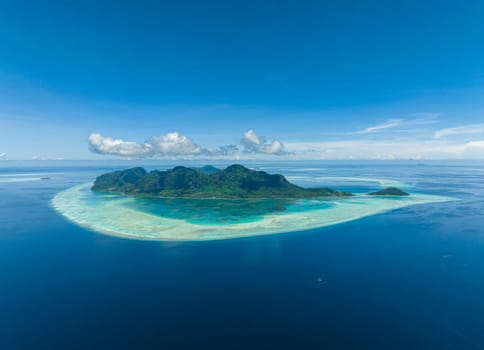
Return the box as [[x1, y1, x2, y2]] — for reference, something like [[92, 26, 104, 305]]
[[53, 182, 454, 241]]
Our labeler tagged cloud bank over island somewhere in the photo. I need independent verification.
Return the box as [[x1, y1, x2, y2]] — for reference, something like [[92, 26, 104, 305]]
[[86, 118, 484, 160], [89, 130, 287, 158], [88, 132, 239, 158]]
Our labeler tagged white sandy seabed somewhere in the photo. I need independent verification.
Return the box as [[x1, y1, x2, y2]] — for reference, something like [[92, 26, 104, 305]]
[[52, 183, 456, 241]]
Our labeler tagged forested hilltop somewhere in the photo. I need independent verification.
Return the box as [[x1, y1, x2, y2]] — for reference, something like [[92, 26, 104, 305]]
[[92, 164, 353, 199]]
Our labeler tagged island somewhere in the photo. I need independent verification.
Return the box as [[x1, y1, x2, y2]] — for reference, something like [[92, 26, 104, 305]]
[[52, 167, 455, 241], [92, 164, 353, 199], [368, 187, 409, 196]]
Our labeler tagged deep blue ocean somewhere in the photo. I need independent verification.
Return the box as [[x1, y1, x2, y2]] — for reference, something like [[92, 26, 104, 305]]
[[1, 161, 484, 349]]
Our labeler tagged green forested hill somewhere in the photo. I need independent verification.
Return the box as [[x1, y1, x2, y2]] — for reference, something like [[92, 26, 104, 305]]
[[92, 164, 353, 199]]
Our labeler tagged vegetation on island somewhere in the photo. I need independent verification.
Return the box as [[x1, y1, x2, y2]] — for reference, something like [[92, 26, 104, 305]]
[[92, 164, 353, 199], [368, 187, 409, 196]]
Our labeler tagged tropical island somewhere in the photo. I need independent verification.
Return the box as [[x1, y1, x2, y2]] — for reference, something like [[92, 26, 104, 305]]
[[51, 167, 456, 241], [92, 164, 353, 199]]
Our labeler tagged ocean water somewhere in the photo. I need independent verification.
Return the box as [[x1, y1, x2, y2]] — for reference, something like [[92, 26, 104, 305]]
[[1, 161, 484, 349]]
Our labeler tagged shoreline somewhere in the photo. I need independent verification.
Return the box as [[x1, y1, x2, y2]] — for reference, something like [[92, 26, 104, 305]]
[[52, 183, 458, 242]]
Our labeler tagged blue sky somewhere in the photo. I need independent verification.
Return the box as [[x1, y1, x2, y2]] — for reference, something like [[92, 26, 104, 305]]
[[0, 0, 483, 160]]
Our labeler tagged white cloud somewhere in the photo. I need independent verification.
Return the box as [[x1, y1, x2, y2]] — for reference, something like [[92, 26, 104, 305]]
[[88, 132, 238, 158], [461, 140, 484, 157], [0, 152, 6, 160], [147, 132, 203, 156], [88, 133, 153, 157], [433, 123, 484, 139], [352, 119, 402, 134], [241, 129, 286, 155], [352, 115, 440, 135], [464, 140, 484, 149]]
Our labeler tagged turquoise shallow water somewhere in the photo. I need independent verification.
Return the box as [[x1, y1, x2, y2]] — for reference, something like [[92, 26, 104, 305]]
[[52, 180, 455, 241], [125, 196, 301, 225]]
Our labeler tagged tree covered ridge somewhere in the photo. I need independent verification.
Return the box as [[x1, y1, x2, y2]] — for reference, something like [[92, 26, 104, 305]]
[[92, 164, 353, 199]]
